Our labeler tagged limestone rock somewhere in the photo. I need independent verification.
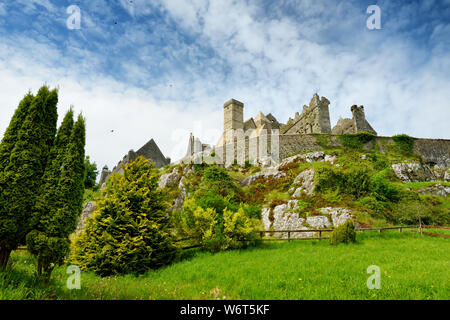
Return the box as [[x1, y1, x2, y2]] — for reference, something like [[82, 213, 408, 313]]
[[306, 216, 331, 229], [75, 201, 96, 234], [291, 169, 315, 196], [417, 184, 450, 197], [324, 154, 338, 164], [158, 169, 180, 189], [240, 167, 286, 186], [262, 201, 333, 239], [304, 151, 325, 163], [431, 165, 446, 180], [261, 207, 272, 230], [278, 154, 303, 168], [445, 169, 450, 182], [319, 207, 353, 226], [391, 162, 436, 182]]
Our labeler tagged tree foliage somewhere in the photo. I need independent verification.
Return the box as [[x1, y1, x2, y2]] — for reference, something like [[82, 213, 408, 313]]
[[174, 166, 260, 252], [0, 86, 58, 270], [69, 157, 179, 276], [84, 156, 98, 189], [27, 111, 86, 281]]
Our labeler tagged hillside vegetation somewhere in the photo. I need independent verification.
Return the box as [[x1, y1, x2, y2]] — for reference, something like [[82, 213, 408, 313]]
[[155, 133, 449, 232]]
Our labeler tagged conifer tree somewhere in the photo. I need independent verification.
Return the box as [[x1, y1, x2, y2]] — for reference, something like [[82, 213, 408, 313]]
[[0, 86, 58, 271], [70, 157, 179, 276], [27, 113, 86, 281], [0, 92, 34, 172]]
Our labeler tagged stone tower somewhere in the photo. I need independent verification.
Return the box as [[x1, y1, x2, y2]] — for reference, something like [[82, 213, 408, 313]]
[[224, 99, 244, 132], [351, 105, 377, 135]]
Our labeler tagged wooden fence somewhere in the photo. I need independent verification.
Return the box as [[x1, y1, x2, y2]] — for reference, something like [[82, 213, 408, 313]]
[[253, 225, 420, 242], [15, 225, 447, 252], [177, 225, 424, 249]]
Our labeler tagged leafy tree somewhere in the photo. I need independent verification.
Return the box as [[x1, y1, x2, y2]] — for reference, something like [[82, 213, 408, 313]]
[[0, 86, 58, 271], [26, 110, 86, 281], [84, 156, 98, 189], [69, 157, 179, 276]]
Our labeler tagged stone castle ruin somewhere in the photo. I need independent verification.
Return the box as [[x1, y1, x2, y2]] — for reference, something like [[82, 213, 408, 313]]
[[100, 92, 450, 183], [180, 93, 379, 166]]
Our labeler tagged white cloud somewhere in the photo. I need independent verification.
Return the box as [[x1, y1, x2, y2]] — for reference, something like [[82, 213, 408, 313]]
[[0, 0, 449, 173]]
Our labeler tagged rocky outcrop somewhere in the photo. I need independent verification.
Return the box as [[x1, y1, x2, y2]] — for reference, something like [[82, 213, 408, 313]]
[[75, 201, 96, 234], [391, 162, 437, 182], [417, 184, 450, 197], [173, 176, 187, 212], [240, 167, 286, 186], [158, 169, 181, 189], [318, 207, 353, 226], [241, 151, 337, 187], [290, 168, 316, 197], [262, 202, 354, 239]]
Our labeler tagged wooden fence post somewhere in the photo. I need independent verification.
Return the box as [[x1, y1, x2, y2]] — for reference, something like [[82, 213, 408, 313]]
[[319, 231, 322, 241], [288, 231, 291, 242]]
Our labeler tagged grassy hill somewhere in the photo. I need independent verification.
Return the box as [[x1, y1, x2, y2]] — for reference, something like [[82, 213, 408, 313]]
[[2, 230, 449, 300]]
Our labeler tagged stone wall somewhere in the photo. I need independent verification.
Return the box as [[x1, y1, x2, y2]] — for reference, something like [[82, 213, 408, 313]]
[[413, 138, 450, 167], [179, 133, 450, 169]]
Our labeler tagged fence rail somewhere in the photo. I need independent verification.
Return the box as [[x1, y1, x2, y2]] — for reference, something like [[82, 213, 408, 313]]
[[252, 225, 420, 242], [14, 225, 446, 252]]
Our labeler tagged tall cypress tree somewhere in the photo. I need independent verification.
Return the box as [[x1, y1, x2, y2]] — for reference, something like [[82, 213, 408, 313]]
[[27, 113, 85, 280], [0, 86, 58, 271], [0, 92, 34, 172]]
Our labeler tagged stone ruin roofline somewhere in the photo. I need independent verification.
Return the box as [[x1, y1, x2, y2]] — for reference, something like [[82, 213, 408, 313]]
[[281, 94, 326, 134]]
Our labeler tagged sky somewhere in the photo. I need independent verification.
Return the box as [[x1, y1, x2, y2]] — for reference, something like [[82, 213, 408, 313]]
[[0, 0, 449, 172]]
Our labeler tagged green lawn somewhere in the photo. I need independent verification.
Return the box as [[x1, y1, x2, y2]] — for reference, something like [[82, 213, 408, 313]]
[[1, 230, 449, 300]]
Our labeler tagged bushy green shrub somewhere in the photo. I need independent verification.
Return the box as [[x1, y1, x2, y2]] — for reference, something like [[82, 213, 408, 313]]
[[69, 157, 179, 276], [174, 198, 260, 252], [315, 166, 343, 193], [193, 166, 243, 213], [315, 166, 371, 199], [344, 166, 372, 198], [339, 132, 376, 149], [358, 196, 388, 217], [321, 189, 342, 204], [330, 220, 356, 245], [369, 171, 400, 202], [316, 165, 400, 204], [368, 153, 389, 170], [392, 134, 415, 154]]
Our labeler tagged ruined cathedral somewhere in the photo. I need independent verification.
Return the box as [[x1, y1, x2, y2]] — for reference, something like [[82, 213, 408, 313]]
[[99, 93, 378, 185], [181, 93, 377, 166]]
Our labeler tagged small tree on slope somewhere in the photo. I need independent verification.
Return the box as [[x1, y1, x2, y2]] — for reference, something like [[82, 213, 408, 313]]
[[69, 157, 179, 276]]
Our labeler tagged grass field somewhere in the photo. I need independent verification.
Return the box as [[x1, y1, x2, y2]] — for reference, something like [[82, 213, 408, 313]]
[[1, 230, 449, 300]]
